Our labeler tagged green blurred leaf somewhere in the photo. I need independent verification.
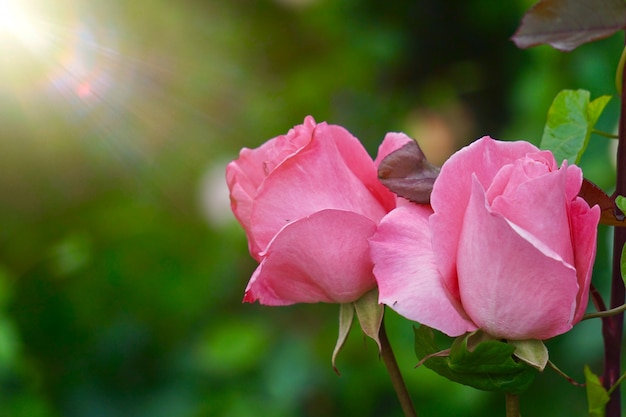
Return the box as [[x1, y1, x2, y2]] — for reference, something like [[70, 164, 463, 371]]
[[0, 266, 14, 308], [584, 365, 609, 417], [0, 317, 19, 367], [414, 326, 537, 394], [47, 233, 93, 277], [196, 320, 270, 375], [540, 89, 611, 165]]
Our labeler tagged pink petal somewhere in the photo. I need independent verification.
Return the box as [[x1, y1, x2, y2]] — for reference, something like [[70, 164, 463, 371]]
[[564, 163, 584, 201], [570, 198, 600, 323], [226, 116, 317, 255], [250, 123, 393, 252], [370, 205, 476, 336], [430, 137, 539, 299], [259, 116, 318, 174], [457, 176, 579, 340], [490, 163, 574, 267], [244, 210, 378, 305]]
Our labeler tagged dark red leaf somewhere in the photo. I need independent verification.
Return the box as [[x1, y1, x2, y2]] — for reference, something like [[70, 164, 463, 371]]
[[578, 178, 625, 226], [377, 140, 440, 204], [512, 0, 626, 51]]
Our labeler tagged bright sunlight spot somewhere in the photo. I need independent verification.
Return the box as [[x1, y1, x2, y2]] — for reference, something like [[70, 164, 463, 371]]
[[0, 0, 50, 51]]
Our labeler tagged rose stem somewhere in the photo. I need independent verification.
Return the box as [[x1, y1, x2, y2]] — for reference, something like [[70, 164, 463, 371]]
[[590, 283, 608, 312], [604, 39, 626, 417], [505, 393, 520, 417], [379, 318, 418, 417]]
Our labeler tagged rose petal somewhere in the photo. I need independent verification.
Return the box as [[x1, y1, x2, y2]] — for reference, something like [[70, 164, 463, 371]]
[[569, 197, 600, 323], [226, 116, 317, 255], [430, 137, 540, 299], [244, 210, 378, 305], [250, 123, 394, 252], [489, 160, 574, 266], [457, 176, 579, 340], [564, 163, 584, 201], [370, 205, 476, 336]]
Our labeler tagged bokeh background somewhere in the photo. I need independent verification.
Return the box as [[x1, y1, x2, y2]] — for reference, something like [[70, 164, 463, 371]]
[[0, 0, 622, 416]]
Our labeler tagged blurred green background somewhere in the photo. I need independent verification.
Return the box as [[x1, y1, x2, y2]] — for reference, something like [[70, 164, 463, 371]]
[[0, 0, 621, 416]]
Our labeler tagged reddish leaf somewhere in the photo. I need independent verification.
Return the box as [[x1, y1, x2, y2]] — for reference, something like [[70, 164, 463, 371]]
[[377, 140, 440, 204], [578, 178, 625, 226], [512, 0, 626, 51]]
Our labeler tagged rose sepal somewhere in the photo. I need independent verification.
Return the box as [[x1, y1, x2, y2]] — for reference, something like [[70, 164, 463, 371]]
[[414, 325, 538, 394], [332, 289, 384, 373]]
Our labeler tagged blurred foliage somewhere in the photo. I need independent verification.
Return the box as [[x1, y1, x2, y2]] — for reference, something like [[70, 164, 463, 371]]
[[0, 0, 621, 416]]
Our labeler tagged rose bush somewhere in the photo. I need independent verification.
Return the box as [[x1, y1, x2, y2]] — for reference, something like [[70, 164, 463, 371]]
[[226, 116, 411, 305], [370, 136, 600, 340]]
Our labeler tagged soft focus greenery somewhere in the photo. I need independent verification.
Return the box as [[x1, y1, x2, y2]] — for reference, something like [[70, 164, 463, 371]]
[[0, 0, 620, 416]]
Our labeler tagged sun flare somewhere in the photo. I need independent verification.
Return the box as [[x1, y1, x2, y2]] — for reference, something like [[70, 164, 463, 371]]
[[0, 0, 50, 51]]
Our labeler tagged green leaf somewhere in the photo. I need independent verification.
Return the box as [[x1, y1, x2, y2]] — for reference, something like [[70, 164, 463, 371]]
[[584, 365, 609, 417], [615, 195, 626, 214], [414, 326, 537, 394], [332, 303, 354, 374], [540, 90, 611, 165]]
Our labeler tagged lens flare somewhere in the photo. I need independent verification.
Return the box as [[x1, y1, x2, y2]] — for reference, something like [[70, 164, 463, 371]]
[[0, 0, 51, 51]]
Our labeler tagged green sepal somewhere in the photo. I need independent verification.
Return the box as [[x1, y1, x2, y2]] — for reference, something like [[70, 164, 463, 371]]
[[354, 288, 384, 352], [332, 303, 354, 374], [509, 339, 549, 371], [331, 289, 383, 373], [414, 326, 537, 394], [584, 365, 609, 417], [540, 89, 611, 165]]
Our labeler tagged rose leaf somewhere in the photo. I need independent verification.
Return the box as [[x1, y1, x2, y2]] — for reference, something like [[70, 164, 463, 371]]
[[540, 89, 611, 165], [414, 326, 536, 394], [584, 365, 609, 417], [377, 140, 440, 204], [512, 0, 626, 51], [579, 179, 625, 226]]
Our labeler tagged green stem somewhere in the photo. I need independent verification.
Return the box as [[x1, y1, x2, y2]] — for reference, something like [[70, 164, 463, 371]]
[[593, 129, 619, 139], [582, 303, 626, 321], [505, 393, 520, 417], [379, 319, 418, 417], [607, 370, 626, 396], [616, 45, 626, 96], [547, 360, 584, 386]]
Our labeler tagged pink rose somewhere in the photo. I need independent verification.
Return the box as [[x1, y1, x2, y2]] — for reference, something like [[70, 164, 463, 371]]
[[370, 136, 600, 340], [226, 116, 411, 305]]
